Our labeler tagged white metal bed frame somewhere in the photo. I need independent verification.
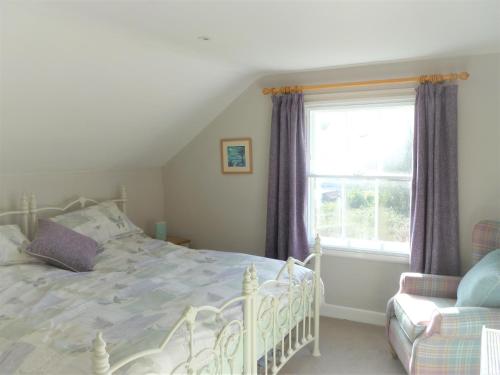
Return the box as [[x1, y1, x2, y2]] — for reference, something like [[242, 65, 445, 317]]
[[1, 186, 323, 375]]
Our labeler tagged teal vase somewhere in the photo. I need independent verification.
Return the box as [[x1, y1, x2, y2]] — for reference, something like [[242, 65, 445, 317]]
[[155, 222, 167, 241]]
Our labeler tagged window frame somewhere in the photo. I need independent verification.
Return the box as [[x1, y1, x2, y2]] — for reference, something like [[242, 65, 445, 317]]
[[305, 90, 415, 262]]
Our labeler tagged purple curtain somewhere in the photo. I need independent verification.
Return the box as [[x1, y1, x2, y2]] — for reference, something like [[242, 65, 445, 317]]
[[410, 83, 460, 275], [265, 93, 308, 261]]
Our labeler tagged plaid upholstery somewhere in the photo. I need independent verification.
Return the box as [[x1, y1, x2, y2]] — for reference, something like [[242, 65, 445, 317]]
[[386, 220, 500, 374], [393, 294, 455, 342], [472, 220, 500, 264], [411, 336, 480, 374], [426, 306, 500, 337], [399, 272, 461, 299], [388, 317, 412, 373]]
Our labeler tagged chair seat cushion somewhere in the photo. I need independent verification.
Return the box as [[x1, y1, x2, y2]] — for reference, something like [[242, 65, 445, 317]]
[[393, 293, 456, 342]]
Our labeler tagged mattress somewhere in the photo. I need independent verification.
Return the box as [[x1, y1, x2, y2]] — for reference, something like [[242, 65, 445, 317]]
[[0, 234, 311, 374]]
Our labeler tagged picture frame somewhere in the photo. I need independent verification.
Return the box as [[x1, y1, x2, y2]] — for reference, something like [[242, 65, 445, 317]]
[[220, 138, 253, 174]]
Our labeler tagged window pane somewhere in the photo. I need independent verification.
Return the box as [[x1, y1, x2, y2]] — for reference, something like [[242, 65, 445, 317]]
[[346, 109, 382, 175], [345, 179, 375, 240], [379, 105, 414, 174], [307, 100, 413, 254], [378, 180, 411, 242], [309, 103, 413, 176], [309, 110, 350, 175], [313, 178, 342, 239]]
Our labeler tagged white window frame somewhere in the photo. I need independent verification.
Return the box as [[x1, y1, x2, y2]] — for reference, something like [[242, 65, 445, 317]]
[[305, 89, 415, 263]]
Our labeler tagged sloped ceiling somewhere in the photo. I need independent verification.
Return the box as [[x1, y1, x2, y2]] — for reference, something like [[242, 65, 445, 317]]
[[1, 1, 499, 174]]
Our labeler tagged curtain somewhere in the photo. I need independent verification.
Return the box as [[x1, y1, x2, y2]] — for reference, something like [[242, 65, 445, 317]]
[[265, 93, 308, 261], [410, 83, 460, 275]]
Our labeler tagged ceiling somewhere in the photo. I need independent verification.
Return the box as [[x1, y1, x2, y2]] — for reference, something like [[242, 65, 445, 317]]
[[1, 0, 499, 174], [58, 0, 500, 71]]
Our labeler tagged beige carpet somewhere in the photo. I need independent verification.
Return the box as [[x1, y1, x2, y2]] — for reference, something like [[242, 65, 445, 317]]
[[281, 317, 406, 375]]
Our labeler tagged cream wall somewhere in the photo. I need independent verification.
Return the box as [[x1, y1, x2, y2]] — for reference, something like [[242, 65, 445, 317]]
[[164, 84, 271, 255], [0, 2, 256, 174], [0, 168, 165, 236], [164, 53, 500, 314]]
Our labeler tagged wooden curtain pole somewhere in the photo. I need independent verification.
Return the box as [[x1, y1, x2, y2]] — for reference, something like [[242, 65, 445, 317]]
[[262, 71, 470, 95]]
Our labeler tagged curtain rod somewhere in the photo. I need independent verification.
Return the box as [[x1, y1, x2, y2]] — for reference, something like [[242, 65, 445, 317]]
[[262, 71, 470, 95]]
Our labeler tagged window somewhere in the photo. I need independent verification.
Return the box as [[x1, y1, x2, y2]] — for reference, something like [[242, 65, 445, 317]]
[[306, 96, 414, 255]]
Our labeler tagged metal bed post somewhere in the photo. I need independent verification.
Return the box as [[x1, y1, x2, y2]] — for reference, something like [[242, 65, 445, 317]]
[[20, 193, 29, 238], [312, 234, 322, 357], [93, 332, 110, 375], [243, 264, 258, 375], [120, 185, 127, 214], [28, 194, 37, 240]]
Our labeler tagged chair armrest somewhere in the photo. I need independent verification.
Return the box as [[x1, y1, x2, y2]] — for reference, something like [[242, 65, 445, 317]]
[[399, 272, 461, 298], [426, 306, 500, 338]]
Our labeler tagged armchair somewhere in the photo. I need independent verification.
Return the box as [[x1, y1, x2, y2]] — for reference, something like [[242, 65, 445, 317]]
[[387, 220, 500, 374]]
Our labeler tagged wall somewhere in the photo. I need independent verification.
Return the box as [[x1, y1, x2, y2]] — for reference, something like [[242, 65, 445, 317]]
[[164, 84, 271, 255], [0, 2, 256, 174], [164, 53, 500, 317], [0, 168, 165, 237]]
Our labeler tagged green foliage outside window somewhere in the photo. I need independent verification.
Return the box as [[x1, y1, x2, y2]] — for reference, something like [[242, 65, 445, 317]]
[[317, 181, 410, 243]]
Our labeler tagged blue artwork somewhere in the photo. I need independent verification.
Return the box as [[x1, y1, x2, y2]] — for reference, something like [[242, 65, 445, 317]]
[[227, 145, 246, 167]]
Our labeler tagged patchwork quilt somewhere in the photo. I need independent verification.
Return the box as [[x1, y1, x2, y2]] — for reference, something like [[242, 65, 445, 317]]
[[0, 234, 311, 374]]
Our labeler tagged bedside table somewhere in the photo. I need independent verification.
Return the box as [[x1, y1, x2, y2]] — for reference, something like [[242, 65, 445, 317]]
[[167, 236, 191, 248]]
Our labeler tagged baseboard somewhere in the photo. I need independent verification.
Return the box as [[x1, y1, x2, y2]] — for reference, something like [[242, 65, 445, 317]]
[[320, 303, 386, 326]]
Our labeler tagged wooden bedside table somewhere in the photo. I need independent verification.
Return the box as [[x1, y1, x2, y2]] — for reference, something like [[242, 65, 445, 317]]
[[167, 236, 191, 248]]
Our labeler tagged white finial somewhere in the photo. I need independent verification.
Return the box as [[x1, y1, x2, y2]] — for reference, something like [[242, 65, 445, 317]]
[[26, 194, 37, 240], [21, 193, 28, 211], [250, 263, 259, 289], [29, 193, 36, 210], [79, 197, 86, 208], [120, 185, 127, 200], [20, 194, 30, 239], [243, 266, 253, 295], [119, 186, 127, 214], [92, 332, 110, 375], [314, 234, 322, 254], [182, 306, 198, 324]]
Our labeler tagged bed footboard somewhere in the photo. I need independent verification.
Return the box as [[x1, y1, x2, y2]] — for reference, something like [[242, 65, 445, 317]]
[[93, 236, 322, 375]]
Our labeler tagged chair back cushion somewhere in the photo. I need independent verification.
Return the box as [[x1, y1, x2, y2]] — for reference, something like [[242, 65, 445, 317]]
[[456, 249, 500, 308], [472, 220, 500, 264]]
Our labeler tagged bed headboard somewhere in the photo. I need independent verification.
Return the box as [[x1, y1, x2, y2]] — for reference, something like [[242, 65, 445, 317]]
[[0, 194, 30, 236], [28, 186, 127, 239]]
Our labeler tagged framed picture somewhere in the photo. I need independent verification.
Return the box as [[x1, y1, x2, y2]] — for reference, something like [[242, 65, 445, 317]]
[[220, 138, 253, 174]]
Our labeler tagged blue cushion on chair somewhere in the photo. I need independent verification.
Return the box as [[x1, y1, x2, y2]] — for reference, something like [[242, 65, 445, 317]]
[[456, 249, 500, 307]]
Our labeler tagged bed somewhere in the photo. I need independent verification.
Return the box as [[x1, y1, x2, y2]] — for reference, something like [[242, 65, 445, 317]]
[[0, 187, 323, 374]]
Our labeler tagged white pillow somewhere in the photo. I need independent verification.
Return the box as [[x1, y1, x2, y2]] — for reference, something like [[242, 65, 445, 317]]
[[50, 201, 142, 245], [0, 225, 38, 265]]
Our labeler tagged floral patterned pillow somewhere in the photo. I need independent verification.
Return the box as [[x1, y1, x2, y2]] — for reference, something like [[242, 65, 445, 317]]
[[0, 225, 39, 265], [51, 201, 142, 245]]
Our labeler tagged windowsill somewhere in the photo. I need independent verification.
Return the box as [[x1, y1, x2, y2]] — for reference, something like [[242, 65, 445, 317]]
[[315, 245, 410, 264]]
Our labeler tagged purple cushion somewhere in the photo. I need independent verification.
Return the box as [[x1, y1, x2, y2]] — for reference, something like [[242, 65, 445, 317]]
[[27, 219, 98, 272]]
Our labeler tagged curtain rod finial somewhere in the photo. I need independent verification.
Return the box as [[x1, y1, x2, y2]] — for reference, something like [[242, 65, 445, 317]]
[[458, 71, 470, 80]]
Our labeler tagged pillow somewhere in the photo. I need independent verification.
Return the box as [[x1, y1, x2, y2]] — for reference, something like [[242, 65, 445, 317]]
[[51, 201, 142, 245], [456, 249, 500, 308], [26, 219, 98, 272], [0, 225, 38, 265]]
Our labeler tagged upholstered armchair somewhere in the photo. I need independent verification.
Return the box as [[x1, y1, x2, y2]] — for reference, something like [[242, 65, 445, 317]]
[[386, 220, 500, 374]]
